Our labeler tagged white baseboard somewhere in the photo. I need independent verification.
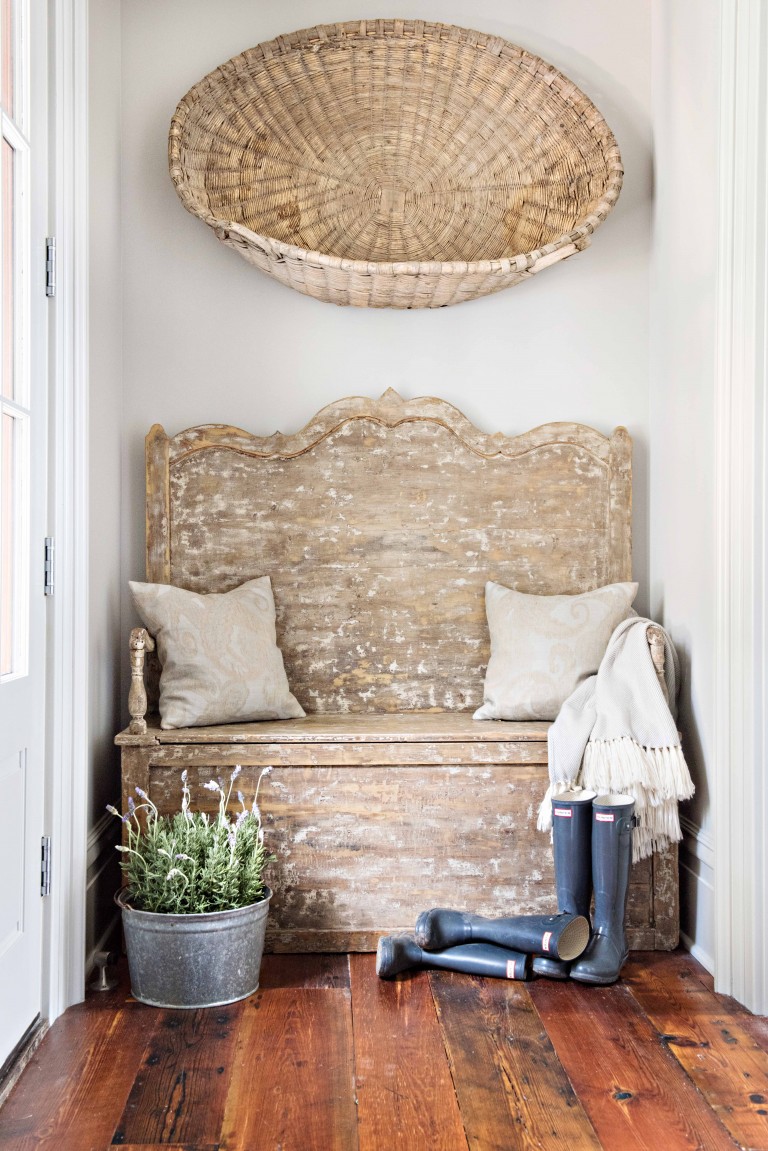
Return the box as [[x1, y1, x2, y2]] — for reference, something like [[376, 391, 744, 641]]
[[85, 812, 122, 982], [678, 817, 715, 975], [679, 929, 714, 975]]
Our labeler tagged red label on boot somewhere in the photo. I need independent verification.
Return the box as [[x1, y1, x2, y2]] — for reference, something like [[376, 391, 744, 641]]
[[554, 808, 573, 817], [542, 931, 553, 952], [596, 812, 615, 822]]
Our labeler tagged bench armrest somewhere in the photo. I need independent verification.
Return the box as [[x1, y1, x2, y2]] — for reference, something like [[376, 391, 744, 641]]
[[128, 627, 156, 734]]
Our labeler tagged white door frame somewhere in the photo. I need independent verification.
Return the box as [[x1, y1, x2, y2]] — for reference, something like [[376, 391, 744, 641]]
[[714, 0, 768, 1016], [42, 0, 89, 1021]]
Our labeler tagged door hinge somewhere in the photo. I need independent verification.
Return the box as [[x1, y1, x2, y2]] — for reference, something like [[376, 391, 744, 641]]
[[41, 837, 51, 897], [44, 537, 54, 596], [45, 237, 56, 297]]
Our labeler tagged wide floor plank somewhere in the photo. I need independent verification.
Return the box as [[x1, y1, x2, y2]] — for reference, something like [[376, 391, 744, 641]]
[[218, 987, 358, 1151], [530, 977, 739, 1151], [258, 951, 350, 989], [112, 1002, 243, 1146], [350, 955, 467, 1151], [623, 954, 768, 1150], [431, 970, 601, 1151], [0, 1002, 157, 1151], [633, 950, 768, 1054]]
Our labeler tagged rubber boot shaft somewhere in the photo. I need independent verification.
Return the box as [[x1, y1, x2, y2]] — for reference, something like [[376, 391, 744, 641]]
[[570, 793, 635, 985], [533, 789, 595, 980], [376, 934, 530, 980], [415, 908, 588, 962]]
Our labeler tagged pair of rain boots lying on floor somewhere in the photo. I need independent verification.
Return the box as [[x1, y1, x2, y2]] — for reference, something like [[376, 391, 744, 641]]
[[377, 791, 636, 987]]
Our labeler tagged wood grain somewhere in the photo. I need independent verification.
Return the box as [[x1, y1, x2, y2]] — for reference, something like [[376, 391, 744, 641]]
[[350, 954, 467, 1151], [115, 1145, 218, 1150], [112, 1004, 243, 1146], [3, 949, 765, 1151], [258, 951, 350, 989], [218, 988, 358, 1151], [431, 969, 602, 1151], [0, 1002, 157, 1151], [623, 953, 768, 1150], [529, 977, 739, 1151]]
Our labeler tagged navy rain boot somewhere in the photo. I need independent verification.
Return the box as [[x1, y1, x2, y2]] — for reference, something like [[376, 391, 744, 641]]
[[376, 934, 530, 981], [570, 793, 636, 985], [414, 908, 589, 964], [533, 789, 595, 979]]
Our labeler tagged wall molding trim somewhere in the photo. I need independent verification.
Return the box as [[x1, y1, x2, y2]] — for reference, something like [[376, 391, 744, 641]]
[[713, 0, 768, 1014], [44, 0, 90, 1021], [679, 816, 714, 872]]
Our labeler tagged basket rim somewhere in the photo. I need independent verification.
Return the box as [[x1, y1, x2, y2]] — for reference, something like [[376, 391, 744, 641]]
[[168, 18, 624, 278]]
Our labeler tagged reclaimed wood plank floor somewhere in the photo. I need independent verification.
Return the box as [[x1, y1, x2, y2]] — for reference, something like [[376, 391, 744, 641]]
[[0, 950, 766, 1151]]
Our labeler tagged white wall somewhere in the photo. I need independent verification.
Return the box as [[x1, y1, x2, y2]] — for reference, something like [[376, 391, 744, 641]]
[[650, 1, 719, 970], [119, 0, 653, 636]]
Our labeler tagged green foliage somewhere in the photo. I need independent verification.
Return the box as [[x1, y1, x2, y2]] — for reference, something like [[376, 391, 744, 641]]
[[109, 767, 274, 914]]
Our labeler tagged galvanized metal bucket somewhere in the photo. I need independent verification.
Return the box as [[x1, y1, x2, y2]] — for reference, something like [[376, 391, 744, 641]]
[[116, 887, 271, 1008]]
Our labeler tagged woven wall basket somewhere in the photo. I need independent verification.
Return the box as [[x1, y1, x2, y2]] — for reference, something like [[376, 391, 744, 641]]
[[169, 20, 623, 309]]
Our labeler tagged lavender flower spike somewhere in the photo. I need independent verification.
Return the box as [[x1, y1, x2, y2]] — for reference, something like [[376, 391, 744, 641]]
[[135, 786, 148, 799], [203, 780, 221, 793]]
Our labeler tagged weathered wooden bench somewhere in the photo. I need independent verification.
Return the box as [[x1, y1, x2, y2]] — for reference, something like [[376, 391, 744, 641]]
[[116, 390, 678, 952]]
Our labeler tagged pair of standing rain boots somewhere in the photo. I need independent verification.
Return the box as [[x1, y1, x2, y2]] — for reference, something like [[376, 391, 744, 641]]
[[534, 790, 636, 985], [376, 790, 635, 986]]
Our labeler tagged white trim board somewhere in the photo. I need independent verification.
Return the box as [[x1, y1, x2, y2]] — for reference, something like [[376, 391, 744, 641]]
[[714, 0, 768, 1015], [43, 0, 90, 1022]]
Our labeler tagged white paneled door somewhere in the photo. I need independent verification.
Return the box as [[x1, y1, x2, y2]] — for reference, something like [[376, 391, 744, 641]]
[[0, 0, 47, 1068]]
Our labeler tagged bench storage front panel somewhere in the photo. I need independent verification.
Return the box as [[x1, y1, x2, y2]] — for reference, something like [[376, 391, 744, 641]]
[[118, 716, 678, 952]]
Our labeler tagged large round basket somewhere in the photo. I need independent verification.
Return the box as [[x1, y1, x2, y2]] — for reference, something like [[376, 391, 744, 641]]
[[169, 19, 623, 309]]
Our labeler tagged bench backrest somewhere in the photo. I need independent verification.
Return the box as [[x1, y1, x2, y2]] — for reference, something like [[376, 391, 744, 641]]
[[145, 390, 631, 714]]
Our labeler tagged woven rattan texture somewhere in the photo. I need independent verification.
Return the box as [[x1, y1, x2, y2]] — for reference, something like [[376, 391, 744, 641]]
[[169, 20, 623, 307]]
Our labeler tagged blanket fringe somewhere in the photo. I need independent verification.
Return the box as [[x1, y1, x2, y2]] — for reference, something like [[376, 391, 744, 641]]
[[537, 740, 694, 861], [581, 737, 694, 861]]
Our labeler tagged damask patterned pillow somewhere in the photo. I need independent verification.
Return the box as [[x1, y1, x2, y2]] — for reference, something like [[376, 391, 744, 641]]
[[473, 580, 638, 722], [129, 576, 305, 729]]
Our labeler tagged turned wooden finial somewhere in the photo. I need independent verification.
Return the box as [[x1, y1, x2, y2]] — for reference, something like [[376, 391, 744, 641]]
[[128, 627, 156, 734]]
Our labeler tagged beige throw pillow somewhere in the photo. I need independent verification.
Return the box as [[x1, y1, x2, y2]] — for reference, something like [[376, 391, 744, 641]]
[[130, 576, 305, 729], [473, 580, 638, 722]]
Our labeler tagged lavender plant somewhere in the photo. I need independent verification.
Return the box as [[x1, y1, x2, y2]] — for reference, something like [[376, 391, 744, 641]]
[[108, 766, 274, 914]]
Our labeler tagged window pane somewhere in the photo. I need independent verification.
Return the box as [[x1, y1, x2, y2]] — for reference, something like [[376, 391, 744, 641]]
[[2, 138, 13, 400], [1, 0, 11, 117], [1, 411, 14, 676]]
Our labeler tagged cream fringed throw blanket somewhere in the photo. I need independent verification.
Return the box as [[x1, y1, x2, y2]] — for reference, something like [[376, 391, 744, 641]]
[[536, 617, 695, 862]]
